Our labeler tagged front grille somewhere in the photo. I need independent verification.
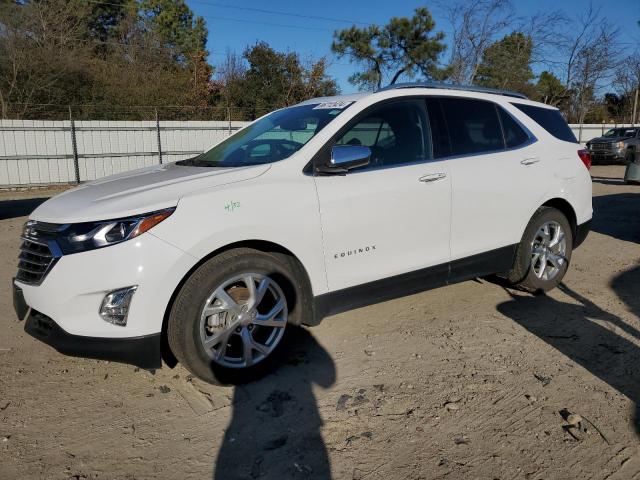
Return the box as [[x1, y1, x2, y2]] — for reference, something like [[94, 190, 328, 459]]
[[17, 238, 56, 284], [589, 142, 614, 151]]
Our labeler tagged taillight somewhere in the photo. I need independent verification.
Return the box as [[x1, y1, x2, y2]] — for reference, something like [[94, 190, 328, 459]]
[[578, 149, 591, 170]]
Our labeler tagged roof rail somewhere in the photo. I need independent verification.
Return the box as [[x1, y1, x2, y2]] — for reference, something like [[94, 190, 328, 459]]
[[377, 81, 528, 99]]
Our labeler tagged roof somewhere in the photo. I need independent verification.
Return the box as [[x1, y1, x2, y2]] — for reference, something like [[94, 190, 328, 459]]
[[298, 82, 551, 110], [377, 81, 528, 99]]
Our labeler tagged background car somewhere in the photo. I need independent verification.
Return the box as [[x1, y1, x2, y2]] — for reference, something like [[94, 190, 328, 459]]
[[586, 126, 640, 164]]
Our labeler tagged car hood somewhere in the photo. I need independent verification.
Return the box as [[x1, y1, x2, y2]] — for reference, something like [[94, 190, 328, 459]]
[[588, 136, 625, 143], [30, 162, 270, 223]]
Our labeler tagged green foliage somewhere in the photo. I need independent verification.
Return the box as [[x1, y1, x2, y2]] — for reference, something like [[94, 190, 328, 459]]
[[84, 0, 136, 45], [139, 0, 208, 59], [332, 7, 447, 90], [534, 71, 571, 109], [603, 93, 625, 120], [0, 0, 214, 119], [476, 32, 534, 95], [223, 43, 338, 120]]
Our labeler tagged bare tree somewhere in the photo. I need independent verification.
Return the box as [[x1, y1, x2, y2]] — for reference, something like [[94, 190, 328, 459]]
[[521, 10, 569, 70], [559, 5, 620, 123], [614, 52, 640, 113], [613, 52, 640, 95], [214, 49, 246, 119], [437, 0, 515, 85], [0, 0, 91, 118]]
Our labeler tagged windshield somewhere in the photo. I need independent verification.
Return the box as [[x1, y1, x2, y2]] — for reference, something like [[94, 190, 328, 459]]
[[603, 128, 636, 138], [177, 102, 352, 167]]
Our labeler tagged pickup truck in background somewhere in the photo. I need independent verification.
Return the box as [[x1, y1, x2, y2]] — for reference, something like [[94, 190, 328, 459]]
[[586, 127, 640, 164]]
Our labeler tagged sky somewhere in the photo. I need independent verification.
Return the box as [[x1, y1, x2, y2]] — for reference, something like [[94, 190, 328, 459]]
[[187, 0, 640, 93]]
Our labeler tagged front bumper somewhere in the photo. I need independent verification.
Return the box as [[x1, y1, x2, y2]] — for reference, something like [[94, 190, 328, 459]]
[[13, 280, 29, 320], [588, 149, 625, 163], [14, 232, 195, 338], [23, 307, 161, 369], [13, 231, 198, 368]]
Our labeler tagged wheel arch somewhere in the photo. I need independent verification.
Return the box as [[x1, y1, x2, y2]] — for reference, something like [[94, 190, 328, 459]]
[[159, 239, 314, 368], [540, 197, 578, 246]]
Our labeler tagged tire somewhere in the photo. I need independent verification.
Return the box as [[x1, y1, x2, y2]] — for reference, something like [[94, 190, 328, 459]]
[[625, 149, 635, 165], [167, 248, 309, 385], [505, 207, 573, 293]]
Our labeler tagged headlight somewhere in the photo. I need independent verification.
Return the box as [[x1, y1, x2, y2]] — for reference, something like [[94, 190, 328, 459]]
[[56, 208, 175, 254], [617, 141, 625, 149]]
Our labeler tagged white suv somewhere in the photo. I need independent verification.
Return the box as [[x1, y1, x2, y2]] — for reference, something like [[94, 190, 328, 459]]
[[13, 83, 593, 384]]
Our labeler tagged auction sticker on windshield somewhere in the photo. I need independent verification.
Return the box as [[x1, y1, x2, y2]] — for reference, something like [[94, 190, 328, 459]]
[[313, 101, 353, 110]]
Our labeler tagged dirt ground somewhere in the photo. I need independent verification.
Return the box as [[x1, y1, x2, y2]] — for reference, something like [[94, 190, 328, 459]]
[[1, 165, 639, 480]]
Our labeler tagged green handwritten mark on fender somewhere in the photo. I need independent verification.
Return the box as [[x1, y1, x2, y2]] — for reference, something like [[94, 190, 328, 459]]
[[225, 201, 241, 212]]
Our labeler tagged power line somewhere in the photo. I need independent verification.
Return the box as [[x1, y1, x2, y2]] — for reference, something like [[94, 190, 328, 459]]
[[82, 0, 357, 32], [192, 14, 335, 32], [193, 1, 371, 26], [45, 1, 362, 66], [46, 33, 355, 68]]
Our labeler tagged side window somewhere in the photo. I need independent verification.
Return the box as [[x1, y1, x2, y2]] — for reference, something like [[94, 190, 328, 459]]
[[247, 143, 271, 161], [337, 118, 394, 147], [498, 107, 530, 148], [440, 97, 505, 156], [335, 101, 430, 168]]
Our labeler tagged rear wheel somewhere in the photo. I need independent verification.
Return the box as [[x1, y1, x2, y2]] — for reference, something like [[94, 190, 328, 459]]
[[167, 248, 304, 384], [505, 207, 573, 293]]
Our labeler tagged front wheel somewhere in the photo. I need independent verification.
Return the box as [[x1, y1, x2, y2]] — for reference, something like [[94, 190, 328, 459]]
[[505, 207, 573, 293], [625, 149, 635, 165], [167, 248, 303, 384]]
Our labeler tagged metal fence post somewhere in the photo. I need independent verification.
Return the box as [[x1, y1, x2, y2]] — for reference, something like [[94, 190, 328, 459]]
[[155, 108, 163, 164], [578, 122, 583, 144], [69, 106, 80, 184]]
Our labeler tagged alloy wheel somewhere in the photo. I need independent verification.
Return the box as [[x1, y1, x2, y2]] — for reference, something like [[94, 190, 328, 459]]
[[530, 221, 567, 281], [199, 273, 287, 368]]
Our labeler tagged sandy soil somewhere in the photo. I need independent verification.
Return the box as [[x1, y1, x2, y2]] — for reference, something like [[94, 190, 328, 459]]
[[1, 165, 639, 480]]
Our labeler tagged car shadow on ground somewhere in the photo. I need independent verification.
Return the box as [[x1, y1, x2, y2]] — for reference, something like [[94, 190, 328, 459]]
[[591, 192, 640, 244], [497, 279, 640, 438], [213, 326, 336, 480], [591, 176, 627, 186], [0, 198, 48, 220]]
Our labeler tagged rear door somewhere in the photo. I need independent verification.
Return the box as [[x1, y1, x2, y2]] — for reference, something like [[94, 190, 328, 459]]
[[426, 96, 546, 261], [314, 99, 451, 292]]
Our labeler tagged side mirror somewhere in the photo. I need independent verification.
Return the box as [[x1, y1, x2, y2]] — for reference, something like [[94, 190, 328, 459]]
[[318, 145, 371, 174]]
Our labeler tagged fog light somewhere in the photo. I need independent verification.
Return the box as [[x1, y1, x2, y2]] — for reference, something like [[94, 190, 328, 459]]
[[99, 286, 137, 326]]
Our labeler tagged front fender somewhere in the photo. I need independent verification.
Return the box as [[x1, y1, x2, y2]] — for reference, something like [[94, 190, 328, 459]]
[[150, 173, 328, 296]]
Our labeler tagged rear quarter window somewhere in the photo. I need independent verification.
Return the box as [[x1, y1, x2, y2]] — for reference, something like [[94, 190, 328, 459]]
[[512, 103, 577, 143], [498, 107, 530, 148]]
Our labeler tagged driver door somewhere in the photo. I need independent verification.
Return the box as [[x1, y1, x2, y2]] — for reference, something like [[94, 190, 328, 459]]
[[314, 99, 452, 292]]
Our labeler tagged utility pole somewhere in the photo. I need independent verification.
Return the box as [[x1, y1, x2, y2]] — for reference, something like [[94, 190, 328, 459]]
[[155, 108, 162, 164], [69, 105, 80, 184], [633, 88, 639, 127]]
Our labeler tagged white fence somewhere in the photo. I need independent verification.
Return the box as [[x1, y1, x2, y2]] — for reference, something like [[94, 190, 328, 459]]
[[0, 119, 248, 187], [0, 120, 632, 187], [572, 123, 635, 144]]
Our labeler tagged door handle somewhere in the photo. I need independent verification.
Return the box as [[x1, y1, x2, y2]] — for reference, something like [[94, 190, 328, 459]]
[[521, 157, 540, 166], [419, 172, 447, 183]]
